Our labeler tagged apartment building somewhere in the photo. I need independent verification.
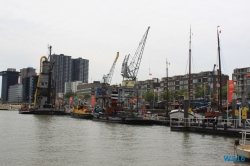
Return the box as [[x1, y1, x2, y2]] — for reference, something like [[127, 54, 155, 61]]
[[161, 71, 228, 99], [51, 54, 89, 95], [232, 67, 250, 99]]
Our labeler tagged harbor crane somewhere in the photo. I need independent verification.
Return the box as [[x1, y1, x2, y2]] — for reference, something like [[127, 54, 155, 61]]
[[99, 52, 119, 108], [102, 52, 119, 85], [121, 26, 150, 81]]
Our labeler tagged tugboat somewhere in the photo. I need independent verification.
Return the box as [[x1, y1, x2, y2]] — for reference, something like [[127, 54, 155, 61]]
[[70, 103, 93, 119], [19, 46, 65, 115]]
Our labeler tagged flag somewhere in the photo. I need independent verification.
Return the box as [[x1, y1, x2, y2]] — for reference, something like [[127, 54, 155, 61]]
[[91, 94, 95, 106], [228, 80, 234, 102], [69, 96, 73, 105]]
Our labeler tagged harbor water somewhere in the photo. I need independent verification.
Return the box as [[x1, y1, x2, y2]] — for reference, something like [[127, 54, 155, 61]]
[[0, 111, 248, 166]]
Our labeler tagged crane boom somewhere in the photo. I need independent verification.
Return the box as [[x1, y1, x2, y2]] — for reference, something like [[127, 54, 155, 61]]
[[121, 26, 150, 80], [103, 52, 119, 85]]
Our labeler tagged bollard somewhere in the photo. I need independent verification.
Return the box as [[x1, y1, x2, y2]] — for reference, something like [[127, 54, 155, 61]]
[[224, 124, 227, 130]]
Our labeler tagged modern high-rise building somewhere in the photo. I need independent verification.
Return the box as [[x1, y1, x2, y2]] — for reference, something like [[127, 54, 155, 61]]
[[22, 75, 38, 103], [8, 84, 22, 103], [51, 54, 89, 94], [0, 68, 20, 104], [51, 54, 72, 94], [20, 67, 36, 84], [71, 58, 89, 83]]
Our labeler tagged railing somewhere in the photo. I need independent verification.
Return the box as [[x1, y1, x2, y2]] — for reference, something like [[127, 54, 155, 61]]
[[170, 117, 250, 129], [239, 130, 250, 145]]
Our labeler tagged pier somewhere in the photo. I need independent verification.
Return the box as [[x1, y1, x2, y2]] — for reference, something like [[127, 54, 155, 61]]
[[170, 117, 250, 138]]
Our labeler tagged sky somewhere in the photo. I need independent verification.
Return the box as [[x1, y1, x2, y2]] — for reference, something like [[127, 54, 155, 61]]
[[1, 0, 250, 96]]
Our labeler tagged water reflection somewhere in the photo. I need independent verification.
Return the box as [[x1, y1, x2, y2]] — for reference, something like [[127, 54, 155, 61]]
[[0, 111, 249, 166]]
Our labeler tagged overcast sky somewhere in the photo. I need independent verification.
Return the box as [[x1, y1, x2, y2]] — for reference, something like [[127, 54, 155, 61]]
[[1, 0, 250, 96]]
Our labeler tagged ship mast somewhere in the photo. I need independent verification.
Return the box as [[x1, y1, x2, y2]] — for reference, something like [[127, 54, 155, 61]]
[[188, 26, 191, 108], [166, 58, 169, 117], [47, 45, 52, 105], [217, 26, 222, 112]]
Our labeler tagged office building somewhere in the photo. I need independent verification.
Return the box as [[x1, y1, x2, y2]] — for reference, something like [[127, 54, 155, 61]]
[[20, 67, 36, 83], [51, 54, 89, 94], [22, 75, 38, 103], [0, 68, 20, 104], [8, 84, 22, 103]]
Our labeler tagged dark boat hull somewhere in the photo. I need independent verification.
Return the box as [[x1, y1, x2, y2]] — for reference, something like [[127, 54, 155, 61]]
[[122, 118, 154, 125], [19, 108, 66, 115], [71, 112, 93, 119]]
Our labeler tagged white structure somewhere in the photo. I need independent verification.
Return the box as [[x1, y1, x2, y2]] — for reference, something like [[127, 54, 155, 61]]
[[64, 81, 83, 94], [8, 84, 23, 103]]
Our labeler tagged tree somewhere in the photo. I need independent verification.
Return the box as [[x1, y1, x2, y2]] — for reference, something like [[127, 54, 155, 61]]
[[84, 94, 91, 100], [176, 88, 188, 100], [143, 90, 158, 102], [64, 92, 74, 99], [160, 90, 174, 102], [194, 85, 203, 98], [221, 86, 227, 100]]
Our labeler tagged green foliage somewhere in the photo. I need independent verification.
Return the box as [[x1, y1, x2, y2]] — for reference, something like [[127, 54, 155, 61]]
[[84, 94, 91, 99], [194, 85, 204, 98], [160, 90, 174, 102], [221, 86, 227, 100], [143, 90, 158, 102], [64, 92, 74, 99], [177, 88, 188, 96]]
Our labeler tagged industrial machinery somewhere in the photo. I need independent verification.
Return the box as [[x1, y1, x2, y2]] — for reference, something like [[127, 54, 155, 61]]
[[96, 52, 119, 108], [34, 46, 55, 109], [102, 52, 119, 85], [26, 46, 65, 114], [121, 26, 150, 87]]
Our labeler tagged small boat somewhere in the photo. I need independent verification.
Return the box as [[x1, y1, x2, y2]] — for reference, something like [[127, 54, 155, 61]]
[[235, 130, 250, 160], [70, 105, 93, 119], [169, 109, 204, 120]]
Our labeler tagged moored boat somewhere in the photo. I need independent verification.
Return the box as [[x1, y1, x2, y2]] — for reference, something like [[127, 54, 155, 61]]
[[122, 113, 155, 125], [71, 104, 93, 119], [169, 109, 204, 120], [235, 130, 250, 160]]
